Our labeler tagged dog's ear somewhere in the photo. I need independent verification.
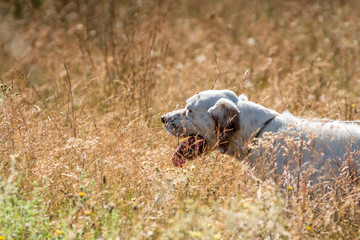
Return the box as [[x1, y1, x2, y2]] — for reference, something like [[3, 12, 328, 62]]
[[208, 99, 240, 154]]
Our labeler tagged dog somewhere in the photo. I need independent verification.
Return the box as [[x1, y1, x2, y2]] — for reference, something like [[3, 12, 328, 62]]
[[161, 90, 360, 183]]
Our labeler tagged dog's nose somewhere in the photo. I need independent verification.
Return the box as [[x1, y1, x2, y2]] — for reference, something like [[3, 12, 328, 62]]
[[161, 116, 166, 124]]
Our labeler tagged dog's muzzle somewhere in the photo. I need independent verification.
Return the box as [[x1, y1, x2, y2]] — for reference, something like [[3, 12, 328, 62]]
[[161, 114, 208, 167]]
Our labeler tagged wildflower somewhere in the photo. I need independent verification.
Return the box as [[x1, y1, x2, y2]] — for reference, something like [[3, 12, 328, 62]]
[[79, 192, 85, 197], [242, 202, 251, 209], [183, 169, 188, 174], [247, 37, 256, 46], [306, 225, 312, 231], [214, 233, 222, 240], [190, 231, 202, 238], [351, 103, 356, 108], [89, 30, 96, 36], [288, 186, 293, 191], [76, 24, 84, 31], [195, 54, 206, 64], [175, 62, 184, 70], [0, 236, 5, 240], [56, 230, 62, 235], [190, 165, 196, 171], [85, 211, 91, 216]]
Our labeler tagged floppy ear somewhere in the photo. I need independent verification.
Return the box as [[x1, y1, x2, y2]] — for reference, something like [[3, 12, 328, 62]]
[[208, 99, 240, 154]]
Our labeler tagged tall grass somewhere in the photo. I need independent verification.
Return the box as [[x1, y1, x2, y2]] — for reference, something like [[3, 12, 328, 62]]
[[1, 0, 360, 239]]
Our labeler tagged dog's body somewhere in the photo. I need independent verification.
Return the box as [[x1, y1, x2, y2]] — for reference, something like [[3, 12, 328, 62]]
[[162, 90, 360, 181]]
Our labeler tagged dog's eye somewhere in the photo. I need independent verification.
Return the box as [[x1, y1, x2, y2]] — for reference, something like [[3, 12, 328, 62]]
[[187, 109, 193, 115]]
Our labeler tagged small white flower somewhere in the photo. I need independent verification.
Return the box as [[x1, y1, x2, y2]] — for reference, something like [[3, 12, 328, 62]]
[[195, 54, 206, 64], [89, 30, 96, 36], [76, 24, 84, 31], [175, 62, 184, 70], [247, 37, 255, 46]]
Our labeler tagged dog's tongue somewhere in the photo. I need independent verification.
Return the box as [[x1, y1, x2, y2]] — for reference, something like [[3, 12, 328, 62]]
[[172, 135, 206, 167]]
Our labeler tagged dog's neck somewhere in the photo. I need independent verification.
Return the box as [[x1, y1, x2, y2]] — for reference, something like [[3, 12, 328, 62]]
[[223, 101, 280, 159], [237, 101, 280, 142]]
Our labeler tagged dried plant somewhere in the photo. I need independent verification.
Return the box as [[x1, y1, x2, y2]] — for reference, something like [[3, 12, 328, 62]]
[[1, 0, 360, 239]]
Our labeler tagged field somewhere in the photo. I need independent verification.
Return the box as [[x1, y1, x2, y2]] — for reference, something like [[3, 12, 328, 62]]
[[1, 0, 360, 239]]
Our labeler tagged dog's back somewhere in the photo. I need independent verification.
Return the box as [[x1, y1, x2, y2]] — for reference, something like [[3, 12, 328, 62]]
[[254, 114, 360, 183]]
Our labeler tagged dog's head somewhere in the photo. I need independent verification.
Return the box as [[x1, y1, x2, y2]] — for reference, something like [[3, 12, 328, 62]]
[[162, 90, 244, 164]]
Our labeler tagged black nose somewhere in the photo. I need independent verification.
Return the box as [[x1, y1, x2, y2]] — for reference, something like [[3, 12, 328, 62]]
[[161, 116, 166, 124]]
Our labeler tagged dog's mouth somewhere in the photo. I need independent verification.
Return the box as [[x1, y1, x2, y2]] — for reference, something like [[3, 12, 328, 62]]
[[172, 135, 207, 167]]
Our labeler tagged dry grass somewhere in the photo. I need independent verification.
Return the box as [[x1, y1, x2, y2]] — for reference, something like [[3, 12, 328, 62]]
[[1, 0, 360, 239]]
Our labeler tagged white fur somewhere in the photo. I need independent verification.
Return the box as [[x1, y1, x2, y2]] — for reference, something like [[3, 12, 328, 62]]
[[162, 90, 360, 180]]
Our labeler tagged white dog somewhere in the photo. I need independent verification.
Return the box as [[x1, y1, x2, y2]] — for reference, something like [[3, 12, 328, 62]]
[[162, 90, 360, 183]]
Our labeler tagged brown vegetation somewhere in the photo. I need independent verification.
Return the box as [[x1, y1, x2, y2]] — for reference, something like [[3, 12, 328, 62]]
[[1, 0, 360, 239]]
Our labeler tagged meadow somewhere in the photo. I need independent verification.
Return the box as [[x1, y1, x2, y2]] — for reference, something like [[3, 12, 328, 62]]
[[1, 0, 360, 239]]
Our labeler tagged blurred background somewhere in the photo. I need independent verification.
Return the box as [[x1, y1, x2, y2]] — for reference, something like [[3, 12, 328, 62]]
[[1, 0, 360, 239], [1, 0, 360, 118]]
